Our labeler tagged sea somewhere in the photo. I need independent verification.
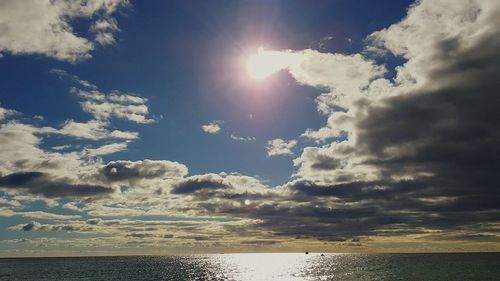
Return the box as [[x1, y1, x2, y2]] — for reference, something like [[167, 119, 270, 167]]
[[0, 253, 499, 281]]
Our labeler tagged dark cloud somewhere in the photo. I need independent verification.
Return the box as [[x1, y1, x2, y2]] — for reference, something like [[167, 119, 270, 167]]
[[99, 160, 187, 183], [251, 19, 500, 242], [177, 235, 213, 241], [355, 29, 500, 211], [86, 218, 102, 225], [0, 172, 114, 198], [126, 232, 155, 239], [309, 155, 342, 171], [22, 221, 39, 231], [240, 240, 280, 245], [171, 177, 229, 194]]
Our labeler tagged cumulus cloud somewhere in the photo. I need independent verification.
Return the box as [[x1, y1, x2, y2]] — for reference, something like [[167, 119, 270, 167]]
[[0, 172, 115, 198], [99, 160, 188, 183], [276, 0, 500, 241], [300, 112, 350, 143], [171, 174, 229, 194], [170, 173, 272, 207], [266, 138, 297, 156], [201, 121, 222, 134], [0, 0, 128, 62]]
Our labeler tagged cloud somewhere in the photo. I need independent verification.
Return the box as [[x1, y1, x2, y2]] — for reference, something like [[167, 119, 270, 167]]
[[300, 112, 349, 143], [230, 134, 256, 142], [82, 142, 130, 157], [201, 121, 222, 134], [49, 69, 97, 89], [21, 221, 40, 231], [246, 48, 385, 108], [9, 221, 95, 232], [0, 208, 80, 220], [310, 35, 335, 51], [266, 138, 297, 157], [0, 107, 18, 120], [75, 88, 155, 124], [57, 120, 138, 140], [0, 0, 128, 62], [0, 172, 115, 198], [47, 70, 154, 139], [276, 0, 500, 241], [171, 174, 229, 194], [0, 197, 21, 207], [169, 173, 272, 209], [90, 18, 119, 46], [99, 160, 188, 183]]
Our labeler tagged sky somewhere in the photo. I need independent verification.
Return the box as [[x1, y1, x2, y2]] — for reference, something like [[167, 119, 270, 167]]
[[0, 0, 499, 256]]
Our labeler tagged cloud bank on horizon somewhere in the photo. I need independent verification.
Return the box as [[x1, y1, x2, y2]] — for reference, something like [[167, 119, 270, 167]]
[[1, 0, 500, 255]]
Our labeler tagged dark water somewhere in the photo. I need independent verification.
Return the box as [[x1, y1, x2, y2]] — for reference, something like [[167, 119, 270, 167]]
[[0, 253, 499, 281]]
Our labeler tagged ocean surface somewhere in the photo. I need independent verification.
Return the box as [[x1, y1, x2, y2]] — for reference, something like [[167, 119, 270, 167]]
[[0, 253, 499, 281]]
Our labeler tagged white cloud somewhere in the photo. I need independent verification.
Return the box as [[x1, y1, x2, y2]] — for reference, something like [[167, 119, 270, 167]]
[[61, 202, 84, 212], [77, 89, 154, 124], [0, 208, 80, 220], [82, 142, 130, 157], [201, 121, 222, 134], [90, 18, 119, 46], [50, 145, 72, 151], [230, 134, 256, 142], [365, 0, 500, 94], [0, 0, 128, 62], [49, 70, 154, 139], [246, 48, 385, 109], [290, 0, 500, 186], [0, 107, 18, 120], [266, 139, 297, 157], [300, 112, 351, 143], [58, 120, 138, 140], [0, 198, 21, 208]]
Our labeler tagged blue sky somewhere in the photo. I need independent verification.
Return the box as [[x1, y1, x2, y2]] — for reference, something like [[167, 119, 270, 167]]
[[0, 0, 412, 185], [1, 0, 499, 256]]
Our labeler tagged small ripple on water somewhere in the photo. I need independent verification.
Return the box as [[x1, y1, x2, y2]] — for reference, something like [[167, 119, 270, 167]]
[[0, 253, 499, 281]]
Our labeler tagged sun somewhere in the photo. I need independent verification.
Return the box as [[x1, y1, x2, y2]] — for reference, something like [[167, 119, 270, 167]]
[[246, 47, 287, 80]]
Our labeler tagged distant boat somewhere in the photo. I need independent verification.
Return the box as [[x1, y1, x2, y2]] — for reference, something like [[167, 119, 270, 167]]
[[321, 254, 325, 257]]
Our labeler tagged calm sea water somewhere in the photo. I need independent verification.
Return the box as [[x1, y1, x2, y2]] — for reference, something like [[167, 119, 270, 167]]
[[0, 253, 499, 281]]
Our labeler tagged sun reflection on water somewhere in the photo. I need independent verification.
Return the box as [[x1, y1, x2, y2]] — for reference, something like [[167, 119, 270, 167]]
[[205, 253, 335, 281]]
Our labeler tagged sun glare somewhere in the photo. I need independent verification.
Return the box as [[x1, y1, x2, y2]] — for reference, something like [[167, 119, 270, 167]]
[[246, 47, 289, 80]]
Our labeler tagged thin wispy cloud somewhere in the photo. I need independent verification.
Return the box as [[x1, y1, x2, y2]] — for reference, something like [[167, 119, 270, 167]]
[[230, 133, 256, 142]]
